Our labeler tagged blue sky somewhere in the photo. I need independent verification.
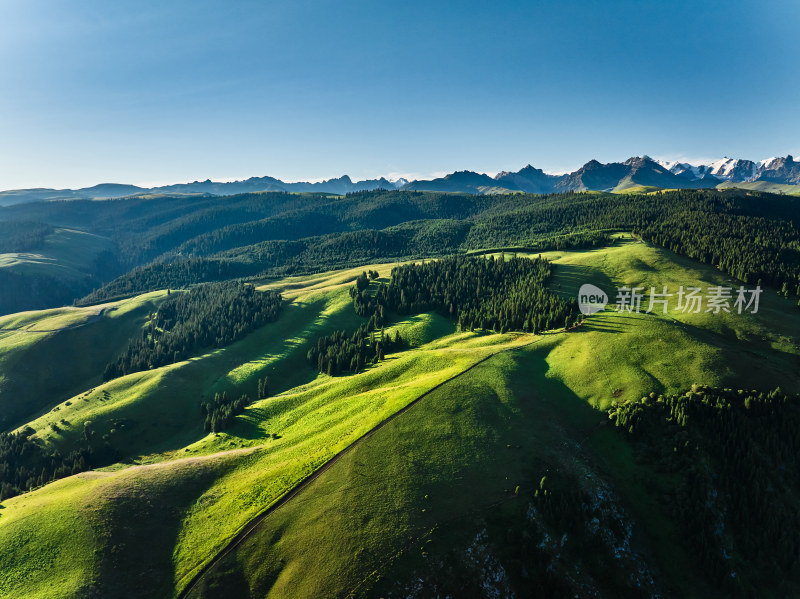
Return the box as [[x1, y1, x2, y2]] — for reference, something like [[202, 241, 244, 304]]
[[1, 0, 798, 189]]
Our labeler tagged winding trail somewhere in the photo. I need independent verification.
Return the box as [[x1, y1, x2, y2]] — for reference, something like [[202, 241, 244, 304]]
[[176, 331, 559, 598]]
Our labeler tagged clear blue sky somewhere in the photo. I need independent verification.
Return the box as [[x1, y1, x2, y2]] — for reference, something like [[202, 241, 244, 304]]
[[1, 0, 798, 189]]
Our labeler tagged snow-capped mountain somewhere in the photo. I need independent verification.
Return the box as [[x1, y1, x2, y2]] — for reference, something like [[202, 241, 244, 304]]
[[756, 155, 800, 184], [655, 155, 800, 184], [708, 158, 759, 181], [2, 155, 798, 205]]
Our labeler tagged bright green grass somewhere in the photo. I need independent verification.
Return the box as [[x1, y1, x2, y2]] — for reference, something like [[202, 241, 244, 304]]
[[0, 451, 243, 598], [612, 182, 663, 194], [171, 333, 532, 590], [180, 238, 800, 597], [0, 310, 530, 598], [18, 290, 357, 458], [19, 262, 442, 460], [185, 341, 712, 599], [716, 181, 800, 195], [534, 239, 800, 408], [0, 292, 168, 430], [2, 243, 800, 598]]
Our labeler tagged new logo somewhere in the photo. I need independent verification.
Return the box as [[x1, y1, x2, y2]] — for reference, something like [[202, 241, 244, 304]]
[[578, 283, 608, 315]]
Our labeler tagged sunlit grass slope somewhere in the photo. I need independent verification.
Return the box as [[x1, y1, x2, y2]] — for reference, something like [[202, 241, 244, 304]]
[[187, 342, 713, 599], [530, 237, 800, 407], [14, 263, 429, 460], [0, 260, 521, 598], [2, 242, 800, 598], [187, 240, 800, 598], [716, 181, 800, 195], [0, 322, 532, 597], [0, 291, 168, 430]]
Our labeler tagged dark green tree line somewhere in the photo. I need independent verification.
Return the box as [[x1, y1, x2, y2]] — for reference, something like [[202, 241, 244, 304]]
[[611, 385, 800, 596], [103, 282, 282, 380]]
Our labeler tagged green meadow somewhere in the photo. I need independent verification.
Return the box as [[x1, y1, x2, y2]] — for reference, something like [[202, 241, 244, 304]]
[[1, 239, 799, 598], [0, 228, 113, 281]]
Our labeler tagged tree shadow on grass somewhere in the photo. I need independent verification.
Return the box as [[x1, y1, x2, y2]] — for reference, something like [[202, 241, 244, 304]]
[[549, 263, 617, 301]]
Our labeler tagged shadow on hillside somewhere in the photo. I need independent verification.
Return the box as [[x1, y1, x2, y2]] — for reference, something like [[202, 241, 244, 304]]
[[89, 458, 242, 598], [670, 315, 800, 393], [236, 407, 274, 441], [549, 263, 617, 301], [184, 338, 684, 598], [574, 316, 631, 333]]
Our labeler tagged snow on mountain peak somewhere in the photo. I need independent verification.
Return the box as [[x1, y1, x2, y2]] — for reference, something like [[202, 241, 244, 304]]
[[759, 157, 779, 170]]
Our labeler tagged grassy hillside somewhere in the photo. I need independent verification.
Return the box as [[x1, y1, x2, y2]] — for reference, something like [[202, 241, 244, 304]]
[[185, 240, 800, 598], [1, 240, 800, 598], [537, 238, 800, 406], [0, 292, 167, 430], [0, 227, 117, 315], [187, 344, 700, 598], [3, 188, 798, 320], [717, 181, 800, 195], [0, 228, 113, 281], [0, 267, 536, 598]]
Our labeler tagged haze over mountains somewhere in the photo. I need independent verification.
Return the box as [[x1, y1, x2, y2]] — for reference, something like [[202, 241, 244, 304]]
[[1, 155, 798, 205]]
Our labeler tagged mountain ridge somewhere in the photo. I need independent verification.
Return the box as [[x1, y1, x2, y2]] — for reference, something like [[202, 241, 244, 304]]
[[2, 155, 798, 205]]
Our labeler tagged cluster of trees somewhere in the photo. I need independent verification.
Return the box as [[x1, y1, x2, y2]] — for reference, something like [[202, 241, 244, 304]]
[[257, 376, 270, 399], [381, 255, 579, 333], [201, 392, 251, 433], [611, 385, 800, 595], [199, 376, 271, 433], [307, 326, 404, 375], [0, 221, 53, 253], [10, 187, 799, 308], [466, 230, 614, 257], [636, 210, 800, 298], [309, 255, 577, 375], [78, 257, 276, 304], [0, 424, 115, 501], [103, 282, 282, 380]]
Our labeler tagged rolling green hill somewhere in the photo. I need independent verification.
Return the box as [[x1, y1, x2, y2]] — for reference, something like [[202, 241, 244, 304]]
[[2, 188, 799, 324], [0, 227, 117, 315], [2, 237, 800, 598], [0, 292, 168, 430], [716, 180, 800, 195]]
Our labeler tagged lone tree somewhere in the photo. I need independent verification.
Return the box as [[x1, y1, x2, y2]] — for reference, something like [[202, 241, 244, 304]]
[[258, 376, 270, 399]]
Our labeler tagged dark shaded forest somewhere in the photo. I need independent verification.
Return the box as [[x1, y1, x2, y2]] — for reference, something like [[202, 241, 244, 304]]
[[308, 256, 579, 375], [611, 385, 800, 597], [53, 189, 799, 308], [0, 423, 117, 501], [0, 221, 53, 253], [103, 282, 282, 380], [201, 392, 251, 433]]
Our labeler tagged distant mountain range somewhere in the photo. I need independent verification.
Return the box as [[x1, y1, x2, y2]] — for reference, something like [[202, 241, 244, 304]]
[[1, 155, 798, 205]]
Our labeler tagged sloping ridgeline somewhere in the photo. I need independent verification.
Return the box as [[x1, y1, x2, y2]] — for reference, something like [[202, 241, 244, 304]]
[[74, 189, 800, 308], [308, 255, 579, 375], [103, 281, 282, 380]]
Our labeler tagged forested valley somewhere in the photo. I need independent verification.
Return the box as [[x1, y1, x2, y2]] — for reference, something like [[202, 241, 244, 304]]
[[1, 189, 799, 315]]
